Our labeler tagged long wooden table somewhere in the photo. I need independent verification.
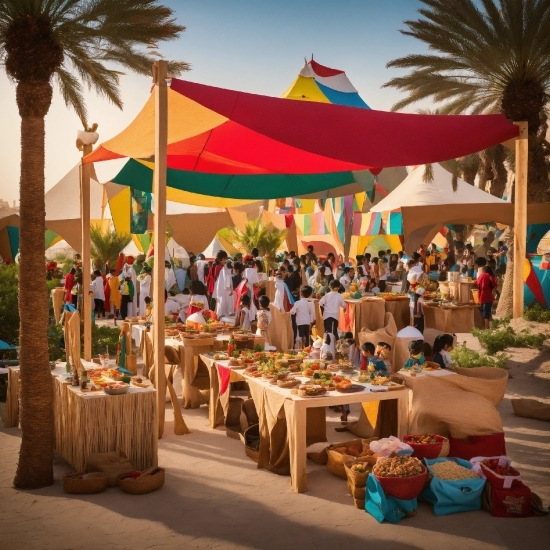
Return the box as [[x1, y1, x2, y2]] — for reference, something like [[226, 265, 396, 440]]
[[201, 354, 409, 493]]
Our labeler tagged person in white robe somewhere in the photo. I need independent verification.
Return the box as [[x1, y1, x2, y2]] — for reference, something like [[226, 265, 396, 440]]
[[121, 259, 138, 317], [137, 265, 152, 316], [214, 263, 234, 318], [242, 263, 259, 319]]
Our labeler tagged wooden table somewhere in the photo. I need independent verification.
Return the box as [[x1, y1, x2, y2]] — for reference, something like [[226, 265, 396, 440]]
[[5, 365, 158, 471], [423, 303, 479, 333], [202, 356, 409, 493], [338, 298, 386, 341]]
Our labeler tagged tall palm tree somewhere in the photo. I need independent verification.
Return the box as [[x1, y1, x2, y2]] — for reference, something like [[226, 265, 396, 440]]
[[90, 226, 132, 270], [227, 219, 288, 259], [383, 0, 550, 202], [0, 0, 187, 489]]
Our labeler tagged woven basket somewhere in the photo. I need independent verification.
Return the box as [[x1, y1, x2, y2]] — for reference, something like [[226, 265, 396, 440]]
[[353, 497, 366, 510], [344, 462, 370, 488], [63, 472, 109, 494], [347, 479, 367, 500], [374, 466, 427, 500], [402, 435, 448, 460], [118, 467, 165, 495]]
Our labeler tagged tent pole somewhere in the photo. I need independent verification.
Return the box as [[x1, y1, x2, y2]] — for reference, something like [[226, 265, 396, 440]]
[[80, 145, 92, 361], [513, 121, 528, 319], [153, 60, 168, 438]]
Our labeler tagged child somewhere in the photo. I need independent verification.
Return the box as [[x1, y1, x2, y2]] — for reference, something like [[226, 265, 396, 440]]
[[360, 342, 388, 375], [256, 295, 273, 348], [356, 266, 369, 291], [476, 266, 497, 328], [403, 340, 425, 369], [290, 285, 315, 348], [368, 279, 380, 294], [319, 279, 347, 342], [177, 288, 191, 323], [236, 295, 252, 330], [433, 334, 454, 369], [143, 296, 153, 323], [187, 280, 209, 317], [344, 331, 361, 368], [375, 341, 392, 374]]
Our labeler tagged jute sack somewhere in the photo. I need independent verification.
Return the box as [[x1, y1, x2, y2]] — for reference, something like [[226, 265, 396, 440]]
[[410, 368, 508, 438], [511, 398, 550, 422], [85, 449, 133, 486]]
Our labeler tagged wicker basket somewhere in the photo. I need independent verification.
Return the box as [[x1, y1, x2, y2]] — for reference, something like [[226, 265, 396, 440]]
[[402, 435, 448, 460], [353, 497, 366, 510], [118, 467, 165, 495], [347, 479, 367, 500], [344, 462, 370, 488], [326, 438, 378, 479], [374, 466, 427, 500], [63, 472, 109, 494]]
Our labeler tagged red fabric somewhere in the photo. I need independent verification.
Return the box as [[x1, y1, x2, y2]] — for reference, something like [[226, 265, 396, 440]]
[[448, 433, 506, 460], [169, 79, 520, 169], [525, 258, 547, 307], [284, 214, 293, 228], [310, 59, 344, 77], [186, 304, 203, 318], [64, 273, 74, 302], [234, 279, 248, 311], [217, 364, 231, 395], [206, 262, 223, 294], [476, 272, 497, 303], [166, 121, 367, 174]]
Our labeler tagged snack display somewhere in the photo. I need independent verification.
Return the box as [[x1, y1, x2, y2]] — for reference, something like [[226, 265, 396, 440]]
[[430, 461, 480, 481], [103, 382, 129, 395], [293, 385, 327, 398], [131, 376, 149, 388], [403, 434, 447, 459], [372, 456, 424, 478], [277, 377, 300, 388]]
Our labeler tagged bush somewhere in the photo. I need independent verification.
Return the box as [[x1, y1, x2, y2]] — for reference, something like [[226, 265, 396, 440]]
[[91, 324, 121, 356], [0, 264, 20, 346], [450, 344, 507, 369], [524, 303, 550, 324], [472, 326, 547, 354]]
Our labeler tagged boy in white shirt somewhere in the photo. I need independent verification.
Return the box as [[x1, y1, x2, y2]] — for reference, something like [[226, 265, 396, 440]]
[[319, 279, 347, 342], [339, 266, 355, 292], [290, 285, 316, 347]]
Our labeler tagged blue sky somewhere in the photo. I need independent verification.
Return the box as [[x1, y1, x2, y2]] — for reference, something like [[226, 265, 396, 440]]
[[0, 0, 431, 204]]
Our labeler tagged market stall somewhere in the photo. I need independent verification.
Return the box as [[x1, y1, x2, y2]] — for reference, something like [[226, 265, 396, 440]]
[[423, 302, 482, 333], [338, 297, 386, 340]]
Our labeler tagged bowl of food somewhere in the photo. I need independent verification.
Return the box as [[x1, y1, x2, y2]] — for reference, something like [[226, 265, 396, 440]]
[[103, 382, 129, 395], [372, 456, 427, 500], [402, 434, 447, 459]]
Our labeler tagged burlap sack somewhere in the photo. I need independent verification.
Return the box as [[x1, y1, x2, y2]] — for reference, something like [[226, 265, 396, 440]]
[[85, 449, 133, 486], [511, 398, 550, 422], [357, 312, 397, 367], [410, 368, 508, 438]]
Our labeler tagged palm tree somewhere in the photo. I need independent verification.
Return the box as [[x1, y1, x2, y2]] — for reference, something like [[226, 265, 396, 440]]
[[0, 0, 187, 489], [227, 219, 288, 264], [90, 226, 132, 270], [383, 0, 550, 202]]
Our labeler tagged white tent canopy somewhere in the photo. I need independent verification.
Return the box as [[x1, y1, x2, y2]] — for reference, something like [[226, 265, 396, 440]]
[[201, 237, 227, 259]]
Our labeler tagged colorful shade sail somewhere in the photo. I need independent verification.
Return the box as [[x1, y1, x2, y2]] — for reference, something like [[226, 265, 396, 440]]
[[85, 78, 519, 199], [282, 58, 370, 109]]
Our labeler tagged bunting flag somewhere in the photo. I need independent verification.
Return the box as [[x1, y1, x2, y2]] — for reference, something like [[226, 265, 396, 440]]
[[130, 188, 150, 234], [524, 257, 547, 308]]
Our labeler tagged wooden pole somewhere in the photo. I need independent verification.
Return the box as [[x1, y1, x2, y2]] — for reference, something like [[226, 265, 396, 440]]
[[80, 144, 92, 361], [152, 60, 168, 438], [513, 121, 528, 319]]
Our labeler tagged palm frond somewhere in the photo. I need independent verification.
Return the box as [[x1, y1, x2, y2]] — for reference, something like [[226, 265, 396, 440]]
[[54, 66, 88, 127]]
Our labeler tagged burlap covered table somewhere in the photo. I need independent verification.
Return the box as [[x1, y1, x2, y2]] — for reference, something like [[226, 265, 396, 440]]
[[259, 279, 275, 302], [338, 297, 386, 340], [423, 303, 477, 333], [383, 298, 410, 331], [204, 357, 409, 493], [51, 287, 65, 324], [53, 375, 157, 471]]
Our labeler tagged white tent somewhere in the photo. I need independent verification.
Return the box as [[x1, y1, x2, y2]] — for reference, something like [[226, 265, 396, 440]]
[[370, 164, 505, 252], [201, 237, 227, 260]]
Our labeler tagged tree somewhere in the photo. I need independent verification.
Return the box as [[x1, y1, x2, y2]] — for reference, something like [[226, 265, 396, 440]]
[[383, 0, 550, 202], [90, 226, 132, 270], [0, 0, 187, 489], [227, 219, 288, 265]]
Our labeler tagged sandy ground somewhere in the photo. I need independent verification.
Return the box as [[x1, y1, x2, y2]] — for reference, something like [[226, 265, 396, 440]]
[[1, 332, 549, 550]]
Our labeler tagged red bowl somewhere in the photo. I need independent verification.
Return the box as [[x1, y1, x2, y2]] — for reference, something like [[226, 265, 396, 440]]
[[374, 466, 428, 500], [403, 435, 447, 459]]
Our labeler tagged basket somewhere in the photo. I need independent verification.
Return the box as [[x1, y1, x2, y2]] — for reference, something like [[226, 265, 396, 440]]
[[327, 438, 376, 479], [118, 467, 165, 495], [63, 472, 109, 494], [402, 435, 448, 459], [243, 423, 260, 463], [347, 479, 367, 500], [374, 466, 427, 500], [344, 462, 370, 488], [353, 498, 366, 510]]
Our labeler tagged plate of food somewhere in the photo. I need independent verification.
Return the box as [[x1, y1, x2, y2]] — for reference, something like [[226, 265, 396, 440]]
[[213, 353, 228, 361], [292, 385, 327, 398], [103, 382, 129, 395], [335, 382, 364, 393]]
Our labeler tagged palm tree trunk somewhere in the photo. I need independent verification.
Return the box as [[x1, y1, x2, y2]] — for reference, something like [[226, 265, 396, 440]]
[[14, 81, 54, 489], [495, 237, 514, 319]]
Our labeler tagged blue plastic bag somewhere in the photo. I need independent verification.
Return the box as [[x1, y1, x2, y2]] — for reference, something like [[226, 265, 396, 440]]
[[365, 474, 418, 524], [422, 457, 486, 516]]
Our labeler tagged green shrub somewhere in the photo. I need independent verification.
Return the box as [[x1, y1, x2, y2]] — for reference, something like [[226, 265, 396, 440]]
[[450, 344, 508, 369], [0, 264, 20, 346], [524, 303, 550, 324], [491, 315, 511, 329], [91, 324, 121, 356], [472, 326, 547, 354]]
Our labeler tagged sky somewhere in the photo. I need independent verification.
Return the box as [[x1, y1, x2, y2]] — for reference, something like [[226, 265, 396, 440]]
[[0, 0, 431, 205]]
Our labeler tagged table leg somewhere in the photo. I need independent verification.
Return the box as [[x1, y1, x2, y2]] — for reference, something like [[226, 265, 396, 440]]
[[396, 391, 410, 437], [285, 400, 308, 493]]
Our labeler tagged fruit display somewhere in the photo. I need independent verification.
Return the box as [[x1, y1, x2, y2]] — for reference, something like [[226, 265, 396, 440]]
[[372, 456, 424, 478]]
